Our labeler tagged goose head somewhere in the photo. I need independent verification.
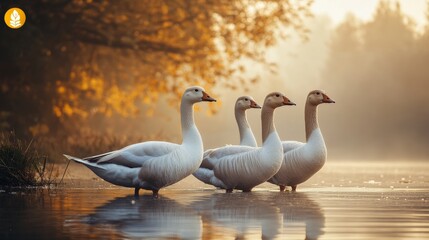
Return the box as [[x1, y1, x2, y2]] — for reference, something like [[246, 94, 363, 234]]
[[307, 90, 335, 106], [236, 96, 261, 110], [183, 86, 216, 103], [264, 92, 296, 109]]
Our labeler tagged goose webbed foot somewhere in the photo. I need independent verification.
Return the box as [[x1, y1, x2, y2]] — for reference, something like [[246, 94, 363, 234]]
[[279, 185, 286, 192], [291, 185, 297, 192], [226, 188, 233, 193], [243, 189, 252, 193]]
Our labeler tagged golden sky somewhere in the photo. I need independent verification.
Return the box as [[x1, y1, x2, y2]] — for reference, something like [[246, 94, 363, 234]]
[[312, 0, 427, 30]]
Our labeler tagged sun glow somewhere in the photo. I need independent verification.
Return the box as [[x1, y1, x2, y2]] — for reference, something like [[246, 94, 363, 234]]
[[312, 0, 428, 31]]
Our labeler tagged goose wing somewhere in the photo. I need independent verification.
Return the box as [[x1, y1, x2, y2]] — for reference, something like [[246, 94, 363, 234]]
[[201, 145, 254, 169], [89, 141, 180, 168], [84, 150, 119, 162], [282, 141, 305, 153]]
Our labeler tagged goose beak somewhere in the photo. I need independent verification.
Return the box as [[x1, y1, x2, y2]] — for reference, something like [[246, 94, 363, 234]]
[[202, 91, 216, 102], [250, 100, 261, 109], [283, 96, 296, 106], [322, 93, 335, 103]]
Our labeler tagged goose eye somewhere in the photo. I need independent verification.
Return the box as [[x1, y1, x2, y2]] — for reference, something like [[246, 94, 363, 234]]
[[316, 92, 320, 95], [244, 98, 248, 101], [275, 94, 280, 97], [194, 89, 199, 92]]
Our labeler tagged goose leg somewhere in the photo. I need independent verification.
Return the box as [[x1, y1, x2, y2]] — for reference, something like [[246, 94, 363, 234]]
[[291, 185, 297, 192], [152, 189, 159, 198], [279, 185, 286, 192], [134, 187, 140, 197], [226, 189, 233, 193], [243, 189, 252, 192]]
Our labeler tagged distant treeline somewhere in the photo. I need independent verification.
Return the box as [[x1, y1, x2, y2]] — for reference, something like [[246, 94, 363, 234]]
[[322, 1, 429, 159]]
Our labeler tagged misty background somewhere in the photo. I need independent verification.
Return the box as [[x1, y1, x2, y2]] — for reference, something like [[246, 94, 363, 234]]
[[1, 0, 428, 161], [143, 1, 429, 160]]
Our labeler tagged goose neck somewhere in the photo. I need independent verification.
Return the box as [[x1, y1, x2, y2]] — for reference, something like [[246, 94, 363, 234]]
[[261, 106, 276, 144], [235, 108, 251, 143], [180, 99, 201, 146], [305, 103, 319, 141]]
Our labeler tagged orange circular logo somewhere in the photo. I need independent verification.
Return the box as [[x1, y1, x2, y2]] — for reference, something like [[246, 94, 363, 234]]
[[4, 8, 26, 29]]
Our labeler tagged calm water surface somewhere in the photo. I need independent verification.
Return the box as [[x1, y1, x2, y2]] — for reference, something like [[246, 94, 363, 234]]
[[0, 161, 428, 239]]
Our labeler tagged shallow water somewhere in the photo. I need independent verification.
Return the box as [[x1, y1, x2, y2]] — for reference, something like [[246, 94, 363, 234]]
[[1, 161, 428, 239]]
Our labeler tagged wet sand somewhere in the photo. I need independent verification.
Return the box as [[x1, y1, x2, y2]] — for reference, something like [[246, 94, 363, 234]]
[[1, 160, 428, 239]]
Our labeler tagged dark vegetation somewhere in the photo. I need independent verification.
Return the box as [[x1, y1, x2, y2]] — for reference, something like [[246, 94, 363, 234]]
[[0, 132, 57, 186]]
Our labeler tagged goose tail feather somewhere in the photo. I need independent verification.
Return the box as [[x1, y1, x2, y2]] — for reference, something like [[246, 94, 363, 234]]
[[63, 154, 106, 170]]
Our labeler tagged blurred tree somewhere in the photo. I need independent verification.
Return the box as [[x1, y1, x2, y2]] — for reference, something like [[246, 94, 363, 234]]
[[331, 14, 361, 53], [0, 0, 312, 139], [363, 1, 415, 51], [323, 0, 429, 158]]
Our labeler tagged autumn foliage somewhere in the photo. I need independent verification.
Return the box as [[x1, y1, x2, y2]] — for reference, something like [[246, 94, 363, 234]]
[[0, 0, 311, 144]]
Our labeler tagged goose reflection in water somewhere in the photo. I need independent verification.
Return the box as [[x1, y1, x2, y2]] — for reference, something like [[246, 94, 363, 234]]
[[81, 195, 202, 239], [192, 192, 325, 240], [193, 192, 282, 239], [273, 192, 325, 240]]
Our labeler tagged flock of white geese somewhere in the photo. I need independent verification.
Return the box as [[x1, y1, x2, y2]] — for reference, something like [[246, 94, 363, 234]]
[[64, 86, 335, 197]]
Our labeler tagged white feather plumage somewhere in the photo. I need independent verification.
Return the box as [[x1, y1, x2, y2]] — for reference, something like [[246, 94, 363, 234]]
[[234, 96, 260, 147], [64, 86, 216, 196], [193, 95, 260, 186], [194, 92, 295, 192], [268, 90, 335, 191]]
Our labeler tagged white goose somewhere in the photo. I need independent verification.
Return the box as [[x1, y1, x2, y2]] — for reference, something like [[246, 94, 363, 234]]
[[193, 92, 295, 192], [234, 96, 261, 147], [268, 90, 335, 191], [64, 86, 216, 197], [192, 95, 260, 185]]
